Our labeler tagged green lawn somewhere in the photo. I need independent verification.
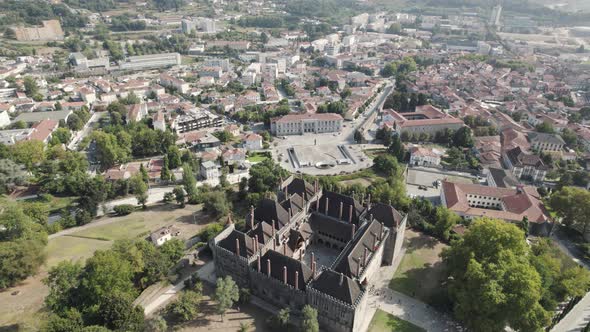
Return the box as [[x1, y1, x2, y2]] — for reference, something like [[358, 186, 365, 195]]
[[247, 155, 268, 163], [389, 230, 449, 310], [248, 152, 271, 163], [368, 309, 425, 332], [46, 235, 112, 268]]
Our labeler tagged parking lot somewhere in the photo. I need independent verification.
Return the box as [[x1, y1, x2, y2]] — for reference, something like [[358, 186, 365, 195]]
[[405, 167, 478, 204]]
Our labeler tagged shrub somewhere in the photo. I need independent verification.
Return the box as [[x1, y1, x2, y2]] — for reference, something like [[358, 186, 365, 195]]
[[113, 204, 135, 216]]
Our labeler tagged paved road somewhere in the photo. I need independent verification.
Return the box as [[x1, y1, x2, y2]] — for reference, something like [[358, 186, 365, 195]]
[[68, 112, 104, 151], [143, 261, 216, 316]]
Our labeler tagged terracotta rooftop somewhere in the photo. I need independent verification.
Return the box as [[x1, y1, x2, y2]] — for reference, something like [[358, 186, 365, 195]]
[[441, 181, 549, 223]]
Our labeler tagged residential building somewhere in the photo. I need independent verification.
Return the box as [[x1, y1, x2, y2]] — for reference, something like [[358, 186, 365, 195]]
[[485, 167, 520, 188], [502, 146, 548, 182], [200, 160, 219, 179], [159, 74, 190, 94], [153, 110, 166, 131], [126, 103, 148, 123], [13, 110, 72, 125], [171, 110, 222, 134], [0, 110, 10, 128], [440, 181, 551, 235], [528, 132, 565, 152], [150, 226, 180, 246], [270, 113, 343, 136], [28, 119, 59, 144], [409, 146, 442, 166], [243, 133, 263, 151]]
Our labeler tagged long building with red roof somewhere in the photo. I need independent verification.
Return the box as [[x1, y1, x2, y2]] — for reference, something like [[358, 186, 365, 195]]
[[440, 180, 552, 236]]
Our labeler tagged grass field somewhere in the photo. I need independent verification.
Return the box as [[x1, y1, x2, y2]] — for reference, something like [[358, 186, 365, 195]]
[[1, 204, 209, 328], [247, 152, 270, 163], [367, 309, 425, 332], [389, 230, 449, 310]]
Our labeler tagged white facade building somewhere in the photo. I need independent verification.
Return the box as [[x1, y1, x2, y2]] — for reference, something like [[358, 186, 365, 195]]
[[270, 113, 343, 136]]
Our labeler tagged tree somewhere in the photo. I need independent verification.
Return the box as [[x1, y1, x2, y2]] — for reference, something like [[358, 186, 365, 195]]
[[130, 174, 148, 209], [145, 316, 167, 332], [50, 128, 72, 145], [203, 190, 231, 217], [97, 290, 145, 331], [0, 205, 47, 289], [520, 216, 529, 237], [215, 276, 240, 320], [434, 207, 461, 241], [10, 140, 45, 170], [167, 146, 182, 169], [442, 218, 551, 332], [168, 289, 201, 322], [452, 127, 474, 148], [301, 305, 319, 332], [213, 130, 233, 143], [353, 130, 364, 143], [139, 163, 149, 184], [182, 163, 198, 202], [23, 76, 39, 97], [173, 186, 185, 207], [373, 155, 403, 177], [159, 238, 184, 263], [45, 308, 84, 332], [44, 261, 83, 315], [388, 134, 405, 162], [160, 155, 171, 181], [79, 250, 135, 306], [549, 186, 590, 234], [535, 121, 555, 134], [260, 32, 269, 44]]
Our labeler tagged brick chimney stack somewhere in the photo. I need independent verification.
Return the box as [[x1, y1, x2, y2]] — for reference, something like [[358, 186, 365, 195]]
[[295, 271, 299, 289], [283, 266, 287, 284], [235, 238, 240, 256]]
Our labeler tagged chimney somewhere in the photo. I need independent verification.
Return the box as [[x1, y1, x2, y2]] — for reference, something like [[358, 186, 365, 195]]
[[325, 197, 329, 215], [295, 271, 299, 289], [254, 235, 259, 252], [380, 223, 384, 241], [367, 194, 371, 209], [283, 244, 287, 255], [312, 260, 316, 277], [257, 255, 261, 272], [351, 224, 356, 238], [267, 259, 271, 277], [339, 272, 344, 286], [370, 213, 373, 221], [283, 266, 287, 284], [372, 232, 377, 250], [235, 238, 240, 256], [250, 205, 255, 229], [284, 185, 288, 198], [316, 196, 320, 211], [289, 207, 292, 217], [272, 220, 276, 250], [356, 257, 361, 276], [339, 202, 343, 220], [348, 204, 353, 223], [363, 247, 368, 267], [252, 236, 256, 253]]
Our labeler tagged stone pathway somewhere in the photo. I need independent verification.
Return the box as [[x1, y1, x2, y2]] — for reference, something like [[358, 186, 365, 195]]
[[551, 292, 590, 332]]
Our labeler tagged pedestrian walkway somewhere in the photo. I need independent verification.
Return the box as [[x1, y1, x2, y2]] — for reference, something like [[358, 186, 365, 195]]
[[551, 292, 590, 332]]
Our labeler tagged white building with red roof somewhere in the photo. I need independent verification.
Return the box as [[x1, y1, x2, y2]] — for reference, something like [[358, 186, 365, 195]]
[[270, 113, 343, 136], [243, 133, 263, 151], [380, 105, 464, 136], [440, 181, 551, 235]]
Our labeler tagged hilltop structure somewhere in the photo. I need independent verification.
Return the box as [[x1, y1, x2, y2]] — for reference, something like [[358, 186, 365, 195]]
[[211, 176, 407, 332]]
